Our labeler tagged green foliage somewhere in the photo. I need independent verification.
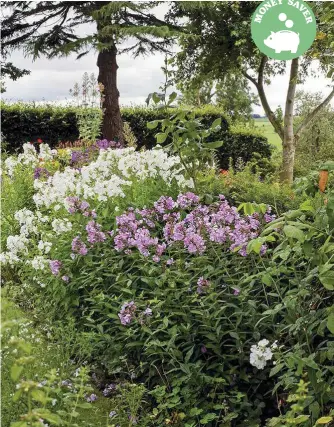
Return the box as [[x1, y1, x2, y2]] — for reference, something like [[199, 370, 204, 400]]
[[1, 161, 35, 249], [1, 294, 111, 427], [76, 108, 103, 144], [198, 164, 304, 215], [294, 91, 334, 177], [147, 93, 225, 189], [1, 102, 80, 150], [217, 125, 272, 170], [1, 102, 273, 172]]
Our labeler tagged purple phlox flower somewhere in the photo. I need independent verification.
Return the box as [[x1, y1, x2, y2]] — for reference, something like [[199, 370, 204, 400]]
[[201, 345, 207, 354], [86, 220, 106, 244], [152, 255, 160, 262], [71, 236, 88, 255], [113, 193, 269, 258], [49, 260, 62, 276], [260, 244, 268, 256], [118, 301, 136, 325], [197, 277, 210, 294], [96, 139, 123, 150], [233, 288, 240, 296], [166, 258, 174, 266], [103, 383, 117, 397], [177, 192, 200, 208], [184, 232, 206, 254], [154, 196, 176, 214], [86, 393, 97, 402], [62, 275, 69, 282], [65, 196, 90, 215], [33, 167, 50, 180], [155, 243, 166, 256], [109, 410, 117, 419]]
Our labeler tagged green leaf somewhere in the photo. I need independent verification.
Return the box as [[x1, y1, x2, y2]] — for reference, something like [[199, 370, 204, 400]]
[[327, 313, 334, 333], [147, 120, 159, 129], [156, 133, 168, 144], [211, 118, 221, 129], [40, 412, 62, 424], [31, 389, 47, 404], [10, 422, 27, 427], [200, 413, 217, 424], [77, 402, 94, 409], [283, 225, 305, 242], [316, 417, 333, 424], [168, 92, 177, 104], [11, 365, 23, 382], [206, 140, 224, 149], [319, 264, 334, 290], [269, 363, 284, 377]]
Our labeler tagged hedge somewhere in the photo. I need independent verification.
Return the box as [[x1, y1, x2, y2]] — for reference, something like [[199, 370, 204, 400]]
[[1, 102, 272, 168]]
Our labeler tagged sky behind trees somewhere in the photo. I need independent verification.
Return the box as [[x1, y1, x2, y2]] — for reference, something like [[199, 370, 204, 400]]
[[2, 10, 332, 114]]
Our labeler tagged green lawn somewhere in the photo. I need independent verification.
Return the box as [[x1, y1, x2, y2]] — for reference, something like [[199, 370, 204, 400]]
[[254, 117, 282, 150]]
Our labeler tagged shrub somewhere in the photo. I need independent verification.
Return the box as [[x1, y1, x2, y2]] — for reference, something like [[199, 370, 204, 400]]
[[198, 164, 303, 215], [1, 102, 79, 150], [214, 126, 272, 170], [1, 103, 272, 171]]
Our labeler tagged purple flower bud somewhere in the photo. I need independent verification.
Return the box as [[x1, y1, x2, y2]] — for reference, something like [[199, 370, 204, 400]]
[[49, 260, 62, 275]]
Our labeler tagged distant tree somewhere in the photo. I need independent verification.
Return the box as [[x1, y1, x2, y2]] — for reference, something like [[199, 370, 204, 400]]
[[169, 1, 334, 183], [215, 74, 259, 122], [1, 1, 178, 142], [177, 72, 258, 122], [177, 78, 216, 106]]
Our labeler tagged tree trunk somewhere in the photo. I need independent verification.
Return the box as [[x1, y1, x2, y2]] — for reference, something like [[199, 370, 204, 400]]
[[280, 58, 299, 184], [97, 45, 123, 143]]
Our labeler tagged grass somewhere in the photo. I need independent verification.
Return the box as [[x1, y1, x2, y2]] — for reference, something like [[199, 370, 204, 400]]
[[1, 291, 112, 427], [254, 117, 282, 150]]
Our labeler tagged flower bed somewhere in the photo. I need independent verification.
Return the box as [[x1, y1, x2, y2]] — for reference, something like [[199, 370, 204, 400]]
[[1, 141, 333, 426]]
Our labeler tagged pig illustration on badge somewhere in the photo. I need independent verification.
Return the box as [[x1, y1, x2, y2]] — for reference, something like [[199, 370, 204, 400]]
[[264, 30, 300, 54]]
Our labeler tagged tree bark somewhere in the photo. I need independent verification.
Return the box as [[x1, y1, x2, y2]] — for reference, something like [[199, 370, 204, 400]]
[[244, 56, 333, 185], [97, 45, 123, 143], [280, 58, 299, 184]]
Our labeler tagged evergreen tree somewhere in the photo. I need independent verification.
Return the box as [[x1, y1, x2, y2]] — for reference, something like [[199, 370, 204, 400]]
[[1, 1, 178, 141]]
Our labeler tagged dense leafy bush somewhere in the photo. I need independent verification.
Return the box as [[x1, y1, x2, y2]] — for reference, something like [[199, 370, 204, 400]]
[[1, 103, 272, 171], [294, 91, 334, 177], [216, 126, 272, 170], [1, 102, 79, 149]]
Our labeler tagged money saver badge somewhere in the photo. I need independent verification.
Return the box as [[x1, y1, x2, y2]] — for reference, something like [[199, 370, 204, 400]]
[[251, 0, 316, 60]]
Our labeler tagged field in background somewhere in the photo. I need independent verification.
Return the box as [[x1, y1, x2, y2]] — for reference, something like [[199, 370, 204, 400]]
[[254, 117, 281, 150]]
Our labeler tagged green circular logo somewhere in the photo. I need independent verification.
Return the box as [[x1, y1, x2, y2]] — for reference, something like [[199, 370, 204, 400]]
[[251, 0, 316, 60]]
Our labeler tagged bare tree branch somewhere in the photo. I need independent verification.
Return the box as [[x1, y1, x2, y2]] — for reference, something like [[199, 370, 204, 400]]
[[241, 70, 258, 89], [295, 86, 334, 138]]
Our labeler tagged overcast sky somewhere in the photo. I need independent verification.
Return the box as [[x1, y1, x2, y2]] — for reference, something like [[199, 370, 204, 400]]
[[2, 5, 333, 115]]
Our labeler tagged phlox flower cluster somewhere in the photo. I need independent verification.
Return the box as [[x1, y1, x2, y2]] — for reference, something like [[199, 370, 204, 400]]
[[118, 301, 137, 325], [86, 220, 106, 244], [71, 237, 88, 256], [4, 143, 57, 178], [249, 339, 278, 370], [197, 277, 210, 294], [33, 147, 191, 208], [0, 235, 29, 265], [65, 197, 96, 217], [118, 301, 152, 326], [113, 193, 274, 259], [51, 218, 73, 235]]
